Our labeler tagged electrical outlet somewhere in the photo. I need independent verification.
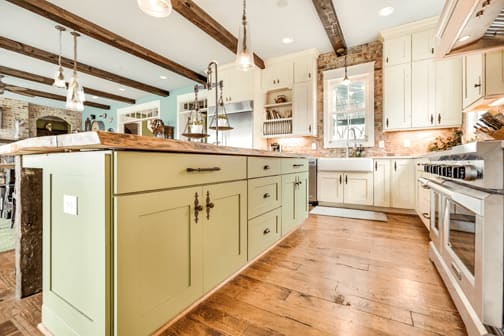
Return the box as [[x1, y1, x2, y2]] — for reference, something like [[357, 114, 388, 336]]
[[403, 139, 411, 148], [311, 142, 317, 150], [378, 140, 385, 148], [63, 195, 78, 216]]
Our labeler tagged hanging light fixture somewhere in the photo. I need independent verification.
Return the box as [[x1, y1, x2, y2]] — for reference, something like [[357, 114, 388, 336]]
[[236, 0, 254, 71], [53, 25, 66, 88], [137, 0, 172, 18], [342, 54, 351, 86], [66, 31, 85, 112]]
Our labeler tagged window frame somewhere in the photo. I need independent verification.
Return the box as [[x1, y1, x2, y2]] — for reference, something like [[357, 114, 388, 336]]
[[323, 61, 375, 149]]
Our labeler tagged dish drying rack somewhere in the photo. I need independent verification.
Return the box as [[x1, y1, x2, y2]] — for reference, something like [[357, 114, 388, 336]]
[[474, 111, 504, 140]]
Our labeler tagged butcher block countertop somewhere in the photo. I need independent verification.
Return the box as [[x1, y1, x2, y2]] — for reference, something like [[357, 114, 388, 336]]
[[0, 131, 305, 158]]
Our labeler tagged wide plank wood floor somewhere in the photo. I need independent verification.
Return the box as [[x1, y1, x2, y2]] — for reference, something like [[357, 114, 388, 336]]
[[0, 214, 466, 336]]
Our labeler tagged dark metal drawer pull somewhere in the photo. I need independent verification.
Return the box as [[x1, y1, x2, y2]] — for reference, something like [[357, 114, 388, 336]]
[[263, 228, 271, 235], [186, 167, 221, 173], [205, 191, 214, 220], [263, 165, 271, 170], [293, 164, 304, 168], [263, 193, 271, 199], [421, 212, 430, 219], [451, 262, 462, 281], [194, 192, 203, 224]]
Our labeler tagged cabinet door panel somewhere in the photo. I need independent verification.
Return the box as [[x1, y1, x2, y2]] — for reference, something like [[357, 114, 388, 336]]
[[412, 29, 435, 61], [412, 60, 435, 128], [294, 55, 315, 83], [248, 176, 281, 219], [384, 64, 412, 130], [384, 35, 411, 66], [295, 172, 309, 226], [391, 159, 415, 209], [436, 58, 462, 126], [317, 172, 343, 203], [282, 174, 296, 235], [463, 54, 484, 108], [485, 51, 504, 96], [203, 181, 247, 292], [115, 187, 203, 336], [292, 82, 315, 136], [343, 173, 373, 206], [373, 160, 391, 207]]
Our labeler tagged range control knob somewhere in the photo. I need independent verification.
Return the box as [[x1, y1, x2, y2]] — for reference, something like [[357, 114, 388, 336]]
[[462, 165, 480, 181]]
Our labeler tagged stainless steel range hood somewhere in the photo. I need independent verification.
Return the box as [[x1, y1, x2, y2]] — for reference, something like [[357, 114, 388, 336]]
[[436, 0, 504, 57]]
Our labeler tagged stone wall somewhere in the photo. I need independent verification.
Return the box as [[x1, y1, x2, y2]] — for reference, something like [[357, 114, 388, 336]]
[[0, 98, 82, 138], [267, 41, 459, 157]]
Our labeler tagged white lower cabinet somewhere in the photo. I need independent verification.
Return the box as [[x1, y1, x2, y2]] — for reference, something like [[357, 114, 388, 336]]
[[318, 172, 373, 206], [391, 159, 415, 209], [373, 159, 391, 207]]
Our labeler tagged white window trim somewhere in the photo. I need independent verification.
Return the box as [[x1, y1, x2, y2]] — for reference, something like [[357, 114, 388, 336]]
[[323, 61, 375, 149], [117, 100, 161, 135]]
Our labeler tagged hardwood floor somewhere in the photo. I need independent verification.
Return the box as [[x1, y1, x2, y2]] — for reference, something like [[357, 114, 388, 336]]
[[0, 214, 466, 336]]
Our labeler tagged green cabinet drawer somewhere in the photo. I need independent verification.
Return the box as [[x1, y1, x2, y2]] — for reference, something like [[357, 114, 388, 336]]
[[281, 158, 309, 174], [248, 157, 282, 178], [114, 152, 246, 194], [248, 176, 281, 219], [248, 208, 282, 260]]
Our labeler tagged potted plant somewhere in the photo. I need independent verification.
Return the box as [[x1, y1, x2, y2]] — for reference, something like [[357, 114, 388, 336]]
[[189, 119, 203, 134], [217, 114, 229, 127]]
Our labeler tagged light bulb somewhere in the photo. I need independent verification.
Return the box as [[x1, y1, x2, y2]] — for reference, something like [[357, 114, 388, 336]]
[[66, 74, 85, 112], [53, 66, 66, 88], [342, 76, 351, 86]]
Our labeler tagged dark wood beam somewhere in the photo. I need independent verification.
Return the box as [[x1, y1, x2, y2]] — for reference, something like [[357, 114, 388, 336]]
[[0, 36, 170, 97], [5, 84, 111, 110], [173, 0, 265, 69], [6, 0, 207, 84], [312, 0, 346, 55], [0, 65, 136, 104]]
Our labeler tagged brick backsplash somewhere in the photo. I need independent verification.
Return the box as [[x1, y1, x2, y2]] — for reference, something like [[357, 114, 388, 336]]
[[268, 41, 460, 157], [0, 98, 82, 138]]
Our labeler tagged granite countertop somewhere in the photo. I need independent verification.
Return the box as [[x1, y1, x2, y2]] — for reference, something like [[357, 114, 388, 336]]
[[0, 131, 306, 158]]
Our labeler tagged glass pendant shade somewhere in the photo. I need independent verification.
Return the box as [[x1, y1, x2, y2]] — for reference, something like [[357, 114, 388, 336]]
[[236, 0, 254, 71], [53, 66, 66, 88], [137, 0, 172, 18], [66, 74, 85, 112]]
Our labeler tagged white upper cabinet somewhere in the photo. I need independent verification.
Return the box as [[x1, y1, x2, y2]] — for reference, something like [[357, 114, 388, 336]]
[[292, 81, 316, 136], [412, 29, 436, 61], [463, 54, 484, 109], [485, 51, 504, 97], [435, 58, 462, 127], [384, 63, 412, 130], [411, 60, 435, 128], [294, 54, 316, 83], [384, 35, 411, 66], [261, 60, 293, 91], [208, 66, 255, 107]]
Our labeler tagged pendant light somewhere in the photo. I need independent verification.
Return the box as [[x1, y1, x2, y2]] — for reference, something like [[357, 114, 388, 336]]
[[53, 25, 66, 88], [66, 31, 85, 112], [342, 54, 351, 86], [236, 0, 254, 71], [137, 0, 172, 18]]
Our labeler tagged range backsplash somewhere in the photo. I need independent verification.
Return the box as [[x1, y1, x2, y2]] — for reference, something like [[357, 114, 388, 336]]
[[267, 41, 460, 157]]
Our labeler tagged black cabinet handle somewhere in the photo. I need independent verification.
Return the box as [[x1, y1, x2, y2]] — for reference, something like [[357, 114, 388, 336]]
[[438, 113, 441, 124], [431, 47, 434, 54], [375, 161, 378, 171], [474, 83, 481, 88], [263, 193, 271, 199], [205, 191, 215, 220], [293, 164, 305, 168], [430, 114, 434, 124], [394, 161, 397, 171], [187, 167, 221, 173], [422, 212, 431, 219], [263, 165, 271, 170], [345, 175, 348, 184], [339, 175, 342, 184], [194, 192, 203, 223], [386, 57, 389, 63], [386, 118, 389, 128], [263, 228, 271, 235]]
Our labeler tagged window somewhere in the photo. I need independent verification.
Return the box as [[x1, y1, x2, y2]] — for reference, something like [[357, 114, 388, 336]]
[[117, 101, 161, 135], [323, 61, 375, 148]]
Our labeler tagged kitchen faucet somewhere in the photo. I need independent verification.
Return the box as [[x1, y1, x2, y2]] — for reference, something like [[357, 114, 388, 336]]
[[345, 127, 357, 158]]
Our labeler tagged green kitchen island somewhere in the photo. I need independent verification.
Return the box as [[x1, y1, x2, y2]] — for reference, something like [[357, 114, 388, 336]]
[[1, 132, 309, 336]]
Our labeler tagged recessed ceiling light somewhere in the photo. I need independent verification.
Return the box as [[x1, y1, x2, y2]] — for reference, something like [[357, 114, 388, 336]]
[[282, 37, 294, 44], [458, 35, 471, 42], [379, 6, 394, 16], [118, 88, 126, 91], [92, 96, 99, 99], [160, 75, 167, 79], [276, 0, 288, 8]]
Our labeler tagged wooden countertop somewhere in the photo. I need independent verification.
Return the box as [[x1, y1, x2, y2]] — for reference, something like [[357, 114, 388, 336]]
[[0, 131, 305, 158]]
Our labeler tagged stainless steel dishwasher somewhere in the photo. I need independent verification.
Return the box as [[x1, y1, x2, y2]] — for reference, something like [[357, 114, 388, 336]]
[[308, 158, 317, 206]]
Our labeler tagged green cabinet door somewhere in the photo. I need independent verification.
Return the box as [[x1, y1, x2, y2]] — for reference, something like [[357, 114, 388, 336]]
[[114, 187, 203, 336], [203, 181, 247, 292], [282, 172, 309, 236]]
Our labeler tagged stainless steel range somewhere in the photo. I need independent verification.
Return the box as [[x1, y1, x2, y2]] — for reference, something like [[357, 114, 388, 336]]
[[418, 141, 504, 336]]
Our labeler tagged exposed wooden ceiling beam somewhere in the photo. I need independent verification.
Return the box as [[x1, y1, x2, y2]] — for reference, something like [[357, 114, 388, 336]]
[[0, 36, 170, 97], [0, 65, 136, 104], [312, 0, 346, 55], [5, 84, 111, 110], [6, 0, 207, 84], [172, 0, 265, 69]]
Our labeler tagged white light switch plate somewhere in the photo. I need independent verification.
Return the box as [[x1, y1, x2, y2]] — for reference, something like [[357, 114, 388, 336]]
[[378, 140, 385, 148], [63, 195, 78, 216]]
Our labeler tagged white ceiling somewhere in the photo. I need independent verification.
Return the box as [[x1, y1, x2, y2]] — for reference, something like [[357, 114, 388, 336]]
[[0, 0, 444, 110], [332, 0, 444, 47]]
